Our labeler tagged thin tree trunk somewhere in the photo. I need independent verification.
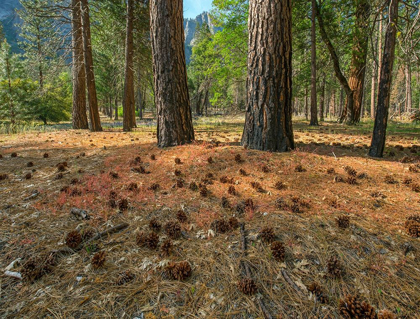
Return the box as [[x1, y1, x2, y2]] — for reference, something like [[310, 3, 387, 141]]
[[196, 89, 202, 116], [305, 87, 309, 120], [369, 0, 399, 158], [5, 54, 15, 127], [81, 0, 102, 132], [150, 0, 194, 147], [319, 75, 326, 121], [123, 0, 135, 131], [241, 0, 294, 152], [310, 0, 318, 126], [71, 0, 88, 129], [114, 97, 118, 120], [405, 63, 412, 114]]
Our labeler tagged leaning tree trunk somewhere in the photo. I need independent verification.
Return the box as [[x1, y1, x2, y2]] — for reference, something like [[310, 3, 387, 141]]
[[123, 0, 135, 132], [241, 0, 294, 152], [310, 0, 319, 126], [81, 0, 102, 132], [369, 0, 399, 158], [347, 0, 371, 124], [71, 0, 88, 129], [150, 0, 194, 147], [316, 1, 354, 124]]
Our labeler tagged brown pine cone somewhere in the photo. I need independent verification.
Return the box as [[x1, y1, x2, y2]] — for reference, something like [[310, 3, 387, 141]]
[[238, 277, 257, 295], [271, 241, 285, 261]]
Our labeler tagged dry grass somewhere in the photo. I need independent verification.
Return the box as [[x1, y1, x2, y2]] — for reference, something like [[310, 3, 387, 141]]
[[0, 117, 419, 318]]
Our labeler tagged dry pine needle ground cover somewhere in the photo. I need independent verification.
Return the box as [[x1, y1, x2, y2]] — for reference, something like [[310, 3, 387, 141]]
[[0, 116, 419, 318]]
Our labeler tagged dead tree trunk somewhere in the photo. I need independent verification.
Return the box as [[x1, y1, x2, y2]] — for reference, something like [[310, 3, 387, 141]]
[[150, 0, 195, 147], [81, 0, 102, 132], [310, 0, 319, 126], [369, 0, 399, 158], [71, 0, 88, 129], [241, 0, 294, 152], [123, 0, 136, 131]]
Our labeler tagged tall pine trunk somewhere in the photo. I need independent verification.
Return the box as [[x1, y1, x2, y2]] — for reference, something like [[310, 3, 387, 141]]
[[71, 0, 88, 129], [150, 0, 194, 147], [81, 0, 102, 132], [241, 0, 294, 152], [369, 0, 399, 158], [310, 0, 318, 126], [347, 0, 370, 123], [123, 0, 135, 131]]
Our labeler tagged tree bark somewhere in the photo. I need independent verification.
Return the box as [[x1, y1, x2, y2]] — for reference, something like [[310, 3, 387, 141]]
[[241, 0, 294, 152], [150, 0, 195, 147], [310, 0, 319, 126], [123, 0, 135, 131], [347, 0, 371, 123], [81, 0, 102, 132], [71, 0, 88, 129], [319, 74, 326, 121], [369, 0, 399, 158]]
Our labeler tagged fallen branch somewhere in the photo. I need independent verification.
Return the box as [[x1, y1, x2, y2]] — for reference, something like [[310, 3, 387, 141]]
[[281, 269, 304, 296], [4, 271, 22, 280], [240, 223, 273, 319]]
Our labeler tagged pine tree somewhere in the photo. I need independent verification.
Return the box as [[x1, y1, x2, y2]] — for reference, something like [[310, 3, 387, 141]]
[[241, 0, 294, 152]]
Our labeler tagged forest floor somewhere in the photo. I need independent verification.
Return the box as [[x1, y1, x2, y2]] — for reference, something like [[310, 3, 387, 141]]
[[0, 115, 419, 319]]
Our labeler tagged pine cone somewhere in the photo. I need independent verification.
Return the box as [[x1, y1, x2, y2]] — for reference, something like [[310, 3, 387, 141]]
[[228, 185, 236, 195], [176, 179, 184, 188], [150, 154, 156, 160], [238, 277, 257, 295], [405, 219, 420, 238], [91, 251, 106, 269], [271, 241, 285, 261], [0, 173, 8, 181], [199, 185, 208, 197], [339, 295, 376, 319], [189, 181, 198, 191], [262, 165, 270, 173], [164, 221, 182, 239], [259, 227, 276, 243], [207, 157, 214, 164], [295, 164, 306, 172], [384, 175, 398, 184], [402, 177, 412, 185], [148, 183, 160, 191], [275, 198, 289, 210], [235, 154, 242, 163], [345, 166, 357, 177], [149, 218, 162, 232], [21, 256, 43, 282], [347, 176, 357, 185], [239, 168, 247, 176], [176, 210, 188, 223], [327, 168, 336, 174], [412, 183, 420, 192], [118, 198, 129, 211], [336, 215, 350, 229], [161, 239, 173, 256], [211, 219, 231, 233], [327, 255, 342, 277], [166, 261, 192, 281], [109, 171, 119, 179], [116, 270, 134, 285], [175, 158, 182, 164], [127, 182, 138, 191], [174, 169, 182, 176], [245, 198, 255, 210], [235, 202, 245, 215], [65, 231, 82, 249], [274, 181, 287, 190], [229, 217, 239, 230], [308, 282, 328, 304], [221, 197, 231, 209], [145, 232, 159, 249]]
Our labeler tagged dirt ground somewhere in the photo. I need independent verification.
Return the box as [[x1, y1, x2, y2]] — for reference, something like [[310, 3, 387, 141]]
[[0, 117, 419, 318]]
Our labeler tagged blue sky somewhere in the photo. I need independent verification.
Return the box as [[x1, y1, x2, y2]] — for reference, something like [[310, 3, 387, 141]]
[[184, 0, 213, 19]]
